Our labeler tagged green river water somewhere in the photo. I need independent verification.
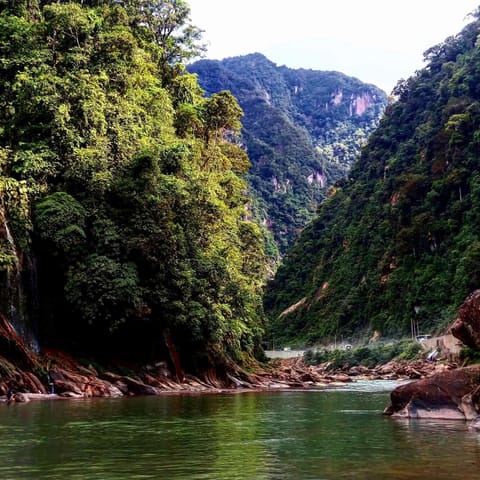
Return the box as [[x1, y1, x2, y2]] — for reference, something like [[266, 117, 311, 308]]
[[0, 380, 479, 479]]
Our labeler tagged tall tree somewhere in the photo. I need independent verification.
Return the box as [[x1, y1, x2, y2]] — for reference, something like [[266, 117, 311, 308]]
[[0, 0, 266, 372]]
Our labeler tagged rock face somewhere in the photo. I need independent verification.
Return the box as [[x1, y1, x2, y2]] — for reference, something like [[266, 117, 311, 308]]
[[384, 291, 480, 422], [384, 366, 480, 420], [49, 367, 124, 398], [189, 53, 387, 254], [450, 289, 480, 349]]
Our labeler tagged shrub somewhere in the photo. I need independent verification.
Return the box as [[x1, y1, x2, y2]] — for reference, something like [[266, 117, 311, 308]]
[[459, 346, 480, 364], [304, 340, 422, 369]]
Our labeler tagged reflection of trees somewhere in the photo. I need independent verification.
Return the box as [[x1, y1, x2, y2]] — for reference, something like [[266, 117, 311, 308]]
[[210, 393, 271, 479], [2, 393, 480, 479]]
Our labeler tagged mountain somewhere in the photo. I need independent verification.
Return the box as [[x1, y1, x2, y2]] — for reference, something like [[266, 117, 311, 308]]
[[189, 54, 387, 256], [265, 11, 480, 347]]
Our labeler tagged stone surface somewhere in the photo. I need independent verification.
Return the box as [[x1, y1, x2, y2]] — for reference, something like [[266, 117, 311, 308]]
[[13, 392, 29, 403], [384, 366, 480, 419], [100, 372, 159, 396], [450, 289, 480, 349]]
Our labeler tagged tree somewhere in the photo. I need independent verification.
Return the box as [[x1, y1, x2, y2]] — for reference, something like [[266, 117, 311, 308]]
[[202, 90, 243, 145], [129, 0, 205, 84], [0, 0, 267, 371]]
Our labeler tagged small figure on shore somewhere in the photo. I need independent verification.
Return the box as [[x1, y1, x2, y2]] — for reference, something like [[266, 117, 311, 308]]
[[6, 388, 14, 403], [47, 373, 55, 394], [427, 348, 439, 362]]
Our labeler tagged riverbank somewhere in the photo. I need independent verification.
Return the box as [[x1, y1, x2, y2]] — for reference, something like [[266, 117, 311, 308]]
[[2, 379, 478, 480], [0, 345, 456, 404]]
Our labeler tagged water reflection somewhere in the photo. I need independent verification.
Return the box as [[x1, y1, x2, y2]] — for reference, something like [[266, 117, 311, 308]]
[[0, 385, 478, 479]]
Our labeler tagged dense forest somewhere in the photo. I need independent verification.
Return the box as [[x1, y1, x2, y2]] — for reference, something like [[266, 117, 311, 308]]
[[189, 54, 386, 256], [265, 9, 480, 347], [3, 0, 480, 374], [0, 0, 267, 372]]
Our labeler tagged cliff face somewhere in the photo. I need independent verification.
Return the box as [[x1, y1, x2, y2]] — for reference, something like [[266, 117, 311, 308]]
[[189, 54, 387, 255], [265, 13, 480, 345], [0, 204, 38, 352]]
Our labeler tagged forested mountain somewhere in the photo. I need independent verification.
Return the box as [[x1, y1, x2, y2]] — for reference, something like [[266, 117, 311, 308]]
[[265, 10, 480, 347], [0, 0, 266, 372], [189, 54, 387, 255]]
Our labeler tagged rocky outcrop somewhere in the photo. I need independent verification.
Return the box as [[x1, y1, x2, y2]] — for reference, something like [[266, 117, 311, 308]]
[[385, 291, 480, 421], [0, 311, 39, 370], [450, 289, 480, 349], [49, 367, 123, 398], [3, 347, 445, 404], [384, 366, 480, 420]]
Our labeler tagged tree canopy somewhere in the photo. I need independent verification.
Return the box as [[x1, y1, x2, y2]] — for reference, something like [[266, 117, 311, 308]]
[[0, 0, 266, 372], [189, 54, 387, 257], [265, 12, 480, 347]]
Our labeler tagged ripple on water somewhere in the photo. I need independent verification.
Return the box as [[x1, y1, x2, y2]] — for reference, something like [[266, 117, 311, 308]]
[[0, 388, 478, 480], [315, 379, 411, 393]]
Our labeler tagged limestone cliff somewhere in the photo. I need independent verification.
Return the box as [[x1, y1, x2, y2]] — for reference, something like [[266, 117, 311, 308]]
[[189, 53, 387, 255]]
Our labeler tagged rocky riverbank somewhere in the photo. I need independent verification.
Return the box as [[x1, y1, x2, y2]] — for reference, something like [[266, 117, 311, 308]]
[[0, 303, 464, 404], [384, 290, 480, 425], [0, 346, 455, 404]]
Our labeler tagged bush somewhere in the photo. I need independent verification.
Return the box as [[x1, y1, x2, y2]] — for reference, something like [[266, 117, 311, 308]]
[[459, 346, 480, 365], [304, 340, 422, 369], [397, 341, 423, 360]]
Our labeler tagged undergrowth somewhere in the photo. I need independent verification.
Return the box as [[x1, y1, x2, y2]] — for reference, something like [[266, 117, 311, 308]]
[[304, 340, 423, 370]]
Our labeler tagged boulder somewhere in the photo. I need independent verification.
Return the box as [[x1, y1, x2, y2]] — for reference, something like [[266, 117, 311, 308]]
[[122, 376, 159, 395], [328, 374, 352, 383], [49, 367, 89, 395], [13, 392, 29, 403], [384, 365, 480, 419], [84, 380, 123, 398], [49, 366, 123, 398], [59, 391, 83, 399], [450, 289, 480, 349], [22, 372, 47, 394], [53, 379, 83, 396], [100, 372, 159, 396]]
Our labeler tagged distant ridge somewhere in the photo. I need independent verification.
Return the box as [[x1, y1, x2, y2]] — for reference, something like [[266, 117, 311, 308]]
[[189, 53, 387, 256], [265, 13, 480, 345]]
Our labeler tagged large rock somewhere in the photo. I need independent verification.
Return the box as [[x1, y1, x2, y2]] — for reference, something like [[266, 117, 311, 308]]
[[100, 372, 159, 396], [450, 289, 480, 349], [50, 366, 123, 398], [384, 366, 480, 420]]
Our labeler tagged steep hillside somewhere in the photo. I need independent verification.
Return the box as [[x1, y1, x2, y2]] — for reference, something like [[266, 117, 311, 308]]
[[0, 0, 266, 373], [265, 11, 480, 346], [189, 54, 387, 255]]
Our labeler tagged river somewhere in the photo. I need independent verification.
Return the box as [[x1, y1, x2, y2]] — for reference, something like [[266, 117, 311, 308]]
[[0, 381, 479, 479]]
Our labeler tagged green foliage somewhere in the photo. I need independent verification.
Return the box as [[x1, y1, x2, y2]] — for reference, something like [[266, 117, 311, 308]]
[[305, 341, 422, 370], [65, 254, 142, 332], [459, 346, 480, 365], [266, 13, 480, 345], [202, 90, 243, 145], [189, 54, 387, 256], [35, 192, 86, 257], [128, 0, 206, 84], [0, 0, 266, 371]]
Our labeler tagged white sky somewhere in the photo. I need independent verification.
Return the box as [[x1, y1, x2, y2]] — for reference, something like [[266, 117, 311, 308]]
[[187, 0, 480, 93]]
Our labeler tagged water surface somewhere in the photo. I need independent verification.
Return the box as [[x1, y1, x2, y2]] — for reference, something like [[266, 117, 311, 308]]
[[0, 381, 479, 479]]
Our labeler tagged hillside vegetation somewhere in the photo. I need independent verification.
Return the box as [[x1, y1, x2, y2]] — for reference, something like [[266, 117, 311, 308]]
[[265, 10, 480, 346], [189, 54, 386, 255], [0, 0, 266, 372]]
